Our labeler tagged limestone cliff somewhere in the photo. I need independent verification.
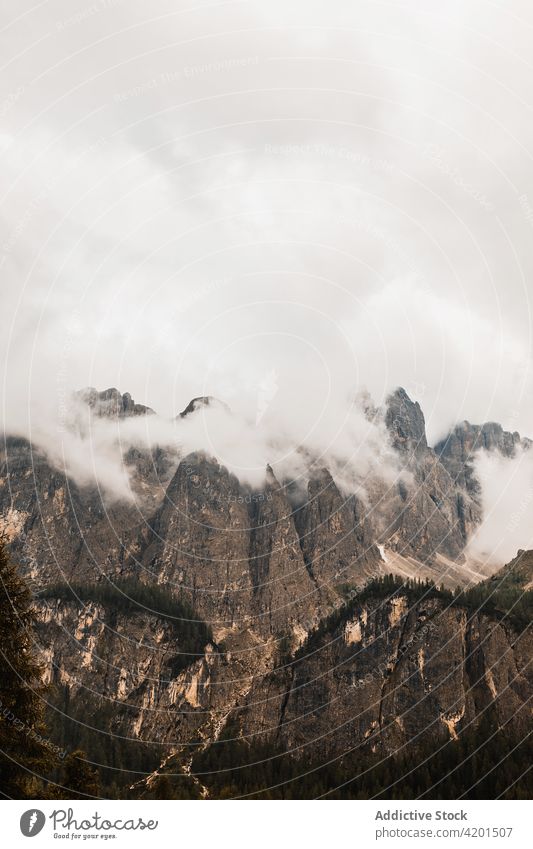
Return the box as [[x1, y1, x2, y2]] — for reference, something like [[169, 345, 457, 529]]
[[0, 386, 530, 798]]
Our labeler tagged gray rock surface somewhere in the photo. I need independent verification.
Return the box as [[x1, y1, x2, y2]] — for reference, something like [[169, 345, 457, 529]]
[[0, 386, 530, 784]]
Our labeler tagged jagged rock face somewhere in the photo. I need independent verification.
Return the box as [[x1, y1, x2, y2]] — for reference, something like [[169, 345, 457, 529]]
[[0, 437, 144, 584], [1, 386, 519, 593], [385, 388, 428, 456], [226, 594, 532, 760], [0, 391, 176, 585], [0, 385, 523, 610], [33, 564, 533, 767], [178, 396, 230, 418], [294, 468, 380, 589], [2, 387, 532, 793], [138, 458, 335, 639], [248, 469, 322, 639], [37, 599, 180, 698], [75, 387, 177, 492], [76, 387, 154, 418], [435, 421, 528, 498], [378, 390, 481, 561], [123, 444, 178, 497], [35, 595, 281, 749], [377, 453, 478, 562], [138, 453, 254, 632], [35, 597, 226, 745]]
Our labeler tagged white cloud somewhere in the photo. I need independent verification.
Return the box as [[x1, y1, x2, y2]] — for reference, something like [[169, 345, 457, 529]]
[[1, 0, 532, 507], [467, 448, 533, 565]]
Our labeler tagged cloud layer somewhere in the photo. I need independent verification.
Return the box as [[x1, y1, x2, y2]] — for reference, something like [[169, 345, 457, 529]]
[[1, 1, 532, 559], [467, 448, 533, 565]]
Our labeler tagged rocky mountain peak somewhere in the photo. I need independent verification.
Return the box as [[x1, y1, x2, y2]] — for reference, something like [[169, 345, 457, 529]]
[[178, 396, 231, 418], [437, 419, 522, 458], [1, 382, 532, 800], [384, 387, 428, 454], [76, 387, 154, 418], [434, 420, 530, 497]]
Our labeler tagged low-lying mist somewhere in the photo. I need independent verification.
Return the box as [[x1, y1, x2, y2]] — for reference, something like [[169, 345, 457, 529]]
[[14, 384, 404, 507], [466, 448, 533, 566]]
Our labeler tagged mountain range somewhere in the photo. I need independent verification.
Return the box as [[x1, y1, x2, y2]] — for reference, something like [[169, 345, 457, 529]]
[[0, 386, 531, 798]]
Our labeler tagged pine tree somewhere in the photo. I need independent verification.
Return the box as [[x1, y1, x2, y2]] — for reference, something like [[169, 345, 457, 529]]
[[60, 750, 100, 798], [0, 539, 53, 797]]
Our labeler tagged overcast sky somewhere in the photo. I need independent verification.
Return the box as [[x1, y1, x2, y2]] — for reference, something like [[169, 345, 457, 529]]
[[1, 0, 533, 448]]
